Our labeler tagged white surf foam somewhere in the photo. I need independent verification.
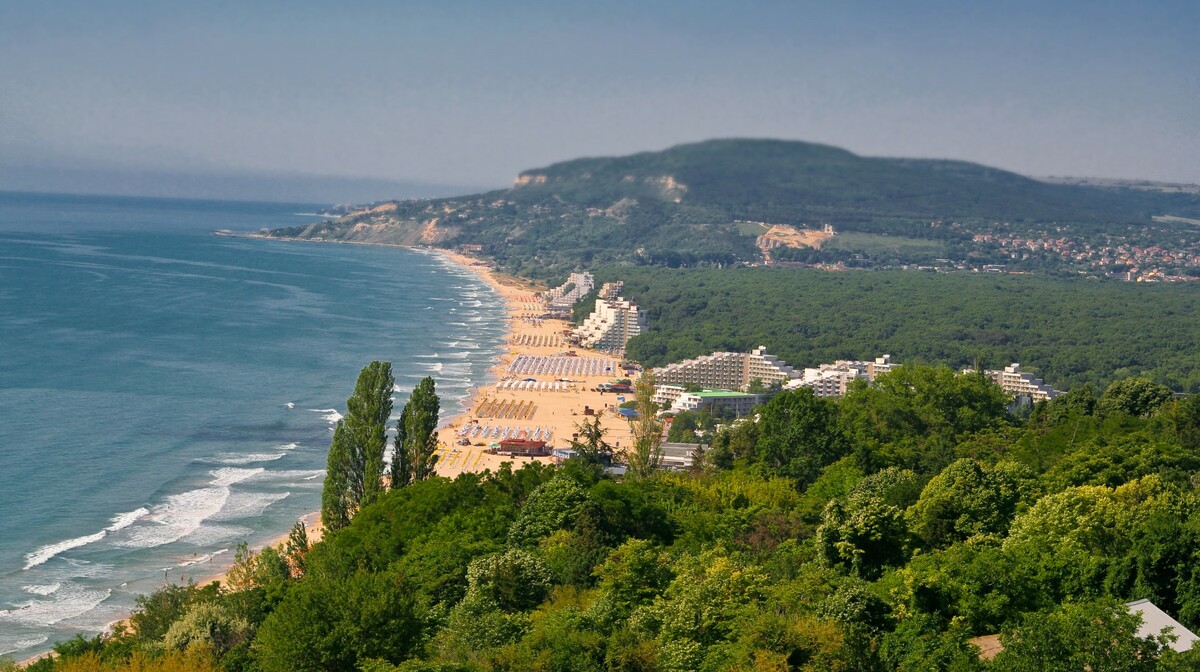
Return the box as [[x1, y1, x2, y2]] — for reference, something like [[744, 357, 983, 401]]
[[1, 637, 49, 657], [207, 452, 287, 465], [23, 532, 106, 570], [212, 491, 290, 521], [115, 469, 259, 549], [210, 467, 266, 487], [107, 508, 150, 533], [22, 583, 61, 596], [286, 402, 295, 409], [0, 584, 111, 627], [23, 508, 149, 570], [309, 408, 343, 423], [278, 442, 299, 450], [420, 362, 444, 372]]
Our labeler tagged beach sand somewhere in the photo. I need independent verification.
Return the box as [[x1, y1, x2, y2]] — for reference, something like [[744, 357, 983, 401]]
[[431, 250, 636, 476]]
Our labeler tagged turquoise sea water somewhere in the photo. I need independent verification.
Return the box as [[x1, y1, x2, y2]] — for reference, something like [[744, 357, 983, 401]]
[[0, 192, 506, 659]]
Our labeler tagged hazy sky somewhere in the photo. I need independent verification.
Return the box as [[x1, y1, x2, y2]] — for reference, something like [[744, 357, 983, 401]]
[[2, 0, 1197, 191]]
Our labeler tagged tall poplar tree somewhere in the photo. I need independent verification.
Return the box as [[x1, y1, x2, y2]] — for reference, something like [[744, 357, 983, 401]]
[[321, 361, 394, 531], [391, 376, 440, 488], [625, 372, 664, 479]]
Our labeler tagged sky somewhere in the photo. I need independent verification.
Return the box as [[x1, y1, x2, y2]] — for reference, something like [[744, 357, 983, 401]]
[[1, 0, 1197, 200]]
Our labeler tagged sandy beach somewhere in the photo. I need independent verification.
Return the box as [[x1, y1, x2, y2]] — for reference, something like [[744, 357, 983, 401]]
[[431, 249, 636, 476]]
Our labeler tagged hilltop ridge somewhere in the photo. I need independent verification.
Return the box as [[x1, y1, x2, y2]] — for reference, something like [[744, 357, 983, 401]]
[[262, 139, 1200, 279]]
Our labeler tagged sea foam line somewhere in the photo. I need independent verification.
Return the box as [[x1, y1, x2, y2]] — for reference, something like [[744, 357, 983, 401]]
[[22, 508, 149, 570]]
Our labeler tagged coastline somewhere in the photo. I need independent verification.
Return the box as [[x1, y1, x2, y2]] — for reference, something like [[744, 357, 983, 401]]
[[20, 238, 628, 667]]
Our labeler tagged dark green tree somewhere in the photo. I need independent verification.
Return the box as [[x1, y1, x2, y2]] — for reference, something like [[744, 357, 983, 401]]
[[391, 376, 440, 489], [751, 387, 847, 486], [1101, 377, 1175, 418], [322, 361, 394, 531]]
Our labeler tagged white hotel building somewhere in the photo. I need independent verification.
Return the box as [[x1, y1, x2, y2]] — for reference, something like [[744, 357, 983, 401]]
[[651, 346, 801, 392]]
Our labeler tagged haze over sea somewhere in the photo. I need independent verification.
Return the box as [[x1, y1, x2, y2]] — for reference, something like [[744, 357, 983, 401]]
[[0, 192, 506, 660]]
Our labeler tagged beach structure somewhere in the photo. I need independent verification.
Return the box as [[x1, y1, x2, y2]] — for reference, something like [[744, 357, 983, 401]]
[[573, 296, 646, 354], [653, 386, 765, 417], [785, 355, 896, 398], [541, 272, 595, 311], [652, 346, 800, 392], [964, 362, 1062, 401], [506, 354, 618, 377]]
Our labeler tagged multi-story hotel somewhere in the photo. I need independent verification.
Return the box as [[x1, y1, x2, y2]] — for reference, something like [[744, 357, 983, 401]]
[[652, 385, 765, 418], [966, 363, 1062, 401], [573, 296, 646, 354], [652, 346, 801, 392], [542, 272, 595, 311], [785, 355, 896, 397]]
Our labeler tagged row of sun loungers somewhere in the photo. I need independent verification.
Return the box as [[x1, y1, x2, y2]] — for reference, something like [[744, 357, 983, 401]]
[[474, 397, 536, 420], [456, 424, 554, 442], [494, 380, 571, 392], [507, 355, 617, 376], [511, 333, 563, 347]]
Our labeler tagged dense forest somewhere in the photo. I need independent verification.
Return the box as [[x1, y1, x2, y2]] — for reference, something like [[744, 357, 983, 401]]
[[15, 366, 1200, 671], [602, 265, 1200, 392], [263, 139, 1200, 277]]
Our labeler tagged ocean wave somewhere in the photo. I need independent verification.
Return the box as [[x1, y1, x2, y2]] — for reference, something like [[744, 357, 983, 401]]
[[278, 442, 299, 450], [415, 353, 440, 358], [419, 362, 444, 372], [115, 469, 258, 549], [205, 452, 287, 465], [23, 532, 107, 571], [211, 491, 290, 521], [22, 583, 61, 596], [309, 408, 342, 423], [0, 636, 49, 657], [0, 584, 111, 627], [23, 508, 149, 570], [210, 467, 266, 487]]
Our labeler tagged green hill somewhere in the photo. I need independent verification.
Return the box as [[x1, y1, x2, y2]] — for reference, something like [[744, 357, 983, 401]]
[[263, 139, 1200, 277]]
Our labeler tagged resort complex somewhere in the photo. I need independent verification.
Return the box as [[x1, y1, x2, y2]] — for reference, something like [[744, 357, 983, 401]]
[[541, 271, 595, 313], [572, 295, 647, 354], [966, 362, 1063, 401], [785, 354, 897, 397], [651, 346, 802, 392], [652, 385, 765, 417]]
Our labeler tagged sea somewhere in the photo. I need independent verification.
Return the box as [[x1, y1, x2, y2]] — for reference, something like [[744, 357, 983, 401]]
[[0, 191, 508, 660]]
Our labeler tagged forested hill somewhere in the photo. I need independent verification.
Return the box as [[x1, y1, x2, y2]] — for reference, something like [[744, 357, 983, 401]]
[[262, 139, 1200, 278]]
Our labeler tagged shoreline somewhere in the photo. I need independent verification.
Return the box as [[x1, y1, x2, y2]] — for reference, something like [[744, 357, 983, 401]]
[[19, 236, 629, 667]]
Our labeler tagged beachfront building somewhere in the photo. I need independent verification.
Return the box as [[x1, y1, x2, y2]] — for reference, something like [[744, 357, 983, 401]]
[[785, 355, 897, 398], [598, 281, 624, 300], [573, 296, 646, 354], [652, 346, 801, 392], [542, 272, 595, 311], [654, 385, 765, 417], [966, 363, 1062, 401]]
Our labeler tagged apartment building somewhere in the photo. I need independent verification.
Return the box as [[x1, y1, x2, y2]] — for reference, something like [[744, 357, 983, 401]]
[[573, 296, 646, 354], [652, 346, 801, 392], [542, 272, 595, 310], [967, 363, 1062, 401], [653, 385, 764, 418], [785, 355, 896, 398]]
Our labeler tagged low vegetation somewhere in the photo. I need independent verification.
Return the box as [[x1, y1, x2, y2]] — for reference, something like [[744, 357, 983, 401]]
[[19, 365, 1200, 671]]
